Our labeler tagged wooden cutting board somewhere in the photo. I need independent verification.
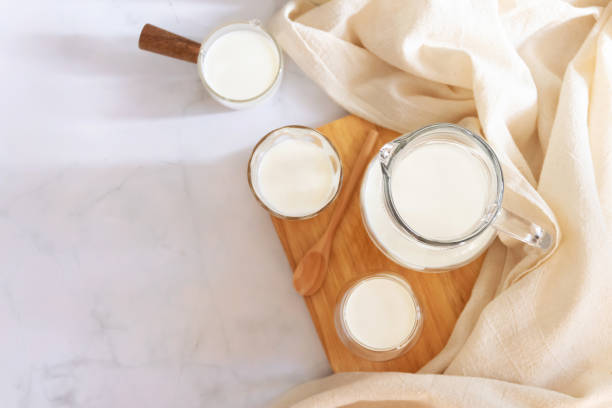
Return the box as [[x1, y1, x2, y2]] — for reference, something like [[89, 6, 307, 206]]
[[271, 115, 484, 372]]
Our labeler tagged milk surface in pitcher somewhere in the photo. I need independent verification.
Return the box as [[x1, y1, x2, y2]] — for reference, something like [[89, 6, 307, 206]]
[[361, 140, 497, 271]]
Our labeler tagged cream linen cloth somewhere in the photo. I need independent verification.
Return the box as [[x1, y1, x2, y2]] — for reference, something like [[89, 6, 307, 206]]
[[268, 0, 612, 406]]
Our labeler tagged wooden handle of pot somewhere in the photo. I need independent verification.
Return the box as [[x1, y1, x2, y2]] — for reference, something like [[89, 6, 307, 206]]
[[138, 24, 200, 64]]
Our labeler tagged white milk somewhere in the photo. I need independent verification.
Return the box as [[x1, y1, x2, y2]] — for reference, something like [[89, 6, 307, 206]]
[[390, 142, 489, 241], [343, 276, 417, 350], [202, 29, 280, 101], [257, 139, 336, 217], [361, 148, 497, 270]]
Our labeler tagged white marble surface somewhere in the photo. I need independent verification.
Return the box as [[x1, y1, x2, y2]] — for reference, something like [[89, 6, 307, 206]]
[[0, 1, 346, 406]]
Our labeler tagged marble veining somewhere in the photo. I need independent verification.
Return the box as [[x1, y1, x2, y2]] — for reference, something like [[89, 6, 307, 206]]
[[0, 0, 346, 406]]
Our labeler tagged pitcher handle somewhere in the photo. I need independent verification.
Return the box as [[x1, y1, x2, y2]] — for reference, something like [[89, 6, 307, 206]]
[[493, 208, 552, 250]]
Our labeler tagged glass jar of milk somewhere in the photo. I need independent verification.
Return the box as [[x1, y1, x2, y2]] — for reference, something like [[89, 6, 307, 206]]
[[360, 124, 553, 271], [248, 126, 342, 219], [334, 273, 423, 361]]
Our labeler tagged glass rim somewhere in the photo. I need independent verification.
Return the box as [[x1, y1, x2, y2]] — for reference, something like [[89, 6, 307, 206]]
[[247, 125, 343, 220], [197, 20, 284, 104], [380, 123, 504, 247]]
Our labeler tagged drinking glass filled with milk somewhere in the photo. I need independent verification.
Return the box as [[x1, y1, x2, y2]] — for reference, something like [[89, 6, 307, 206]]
[[248, 126, 342, 219], [360, 123, 553, 271], [198, 20, 282, 109], [334, 273, 423, 361]]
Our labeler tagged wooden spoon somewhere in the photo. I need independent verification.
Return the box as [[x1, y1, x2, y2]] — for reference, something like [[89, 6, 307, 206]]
[[293, 129, 379, 296]]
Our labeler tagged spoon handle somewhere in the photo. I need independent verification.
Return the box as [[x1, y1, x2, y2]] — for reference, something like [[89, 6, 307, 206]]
[[138, 24, 200, 64], [324, 129, 379, 241]]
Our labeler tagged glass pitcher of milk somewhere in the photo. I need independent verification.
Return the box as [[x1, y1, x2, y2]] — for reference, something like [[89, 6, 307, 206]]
[[360, 123, 552, 271]]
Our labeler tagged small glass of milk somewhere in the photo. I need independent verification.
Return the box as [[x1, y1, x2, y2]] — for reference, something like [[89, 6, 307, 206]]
[[334, 273, 423, 361], [248, 126, 342, 219], [198, 20, 283, 109]]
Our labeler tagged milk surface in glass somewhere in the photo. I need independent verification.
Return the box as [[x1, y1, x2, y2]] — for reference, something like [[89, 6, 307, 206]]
[[343, 276, 418, 350], [257, 139, 336, 218]]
